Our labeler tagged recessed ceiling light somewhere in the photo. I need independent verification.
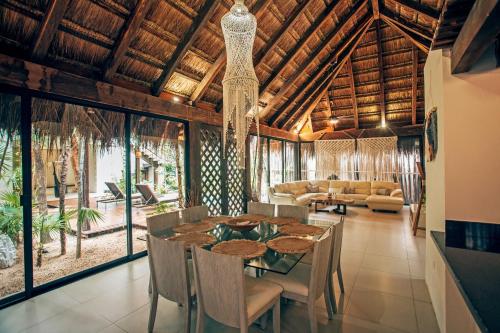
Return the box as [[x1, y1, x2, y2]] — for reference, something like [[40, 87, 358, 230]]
[[172, 96, 181, 103]]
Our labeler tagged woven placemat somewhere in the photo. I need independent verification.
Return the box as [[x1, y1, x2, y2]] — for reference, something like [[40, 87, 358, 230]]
[[279, 224, 324, 236], [202, 216, 232, 224], [226, 218, 260, 231], [168, 233, 216, 249], [267, 236, 314, 254], [211, 240, 267, 259], [236, 214, 269, 222], [172, 221, 215, 234], [266, 217, 301, 225]]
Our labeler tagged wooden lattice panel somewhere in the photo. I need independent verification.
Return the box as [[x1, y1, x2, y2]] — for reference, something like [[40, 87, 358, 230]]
[[226, 135, 245, 216], [200, 126, 223, 216]]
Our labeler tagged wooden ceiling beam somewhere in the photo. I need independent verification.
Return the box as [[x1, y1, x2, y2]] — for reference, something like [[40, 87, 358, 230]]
[[375, 20, 386, 127], [102, 0, 153, 81], [451, 0, 500, 74], [31, 0, 70, 61], [0, 53, 297, 141], [411, 45, 418, 125], [393, 0, 440, 21], [380, 8, 433, 41], [259, 0, 348, 95], [253, 0, 312, 69], [189, 0, 271, 104], [381, 15, 430, 53], [152, 0, 221, 96], [285, 18, 374, 131], [264, 0, 368, 124], [346, 57, 359, 129], [371, 0, 380, 19]]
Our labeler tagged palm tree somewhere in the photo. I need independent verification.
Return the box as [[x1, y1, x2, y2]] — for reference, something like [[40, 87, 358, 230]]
[[33, 140, 52, 243], [58, 145, 70, 255], [75, 207, 103, 259], [33, 213, 60, 267]]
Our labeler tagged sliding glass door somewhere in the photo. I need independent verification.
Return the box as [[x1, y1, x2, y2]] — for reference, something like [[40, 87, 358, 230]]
[[284, 142, 297, 182], [269, 140, 283, 186], [0, 93, 23, 301]]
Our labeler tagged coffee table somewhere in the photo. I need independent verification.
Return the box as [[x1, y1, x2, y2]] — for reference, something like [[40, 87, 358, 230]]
[[312, 196, 354, 215]]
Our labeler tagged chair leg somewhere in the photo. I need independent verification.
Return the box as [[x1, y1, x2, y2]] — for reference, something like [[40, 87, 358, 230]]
[[195, 306, 204, 333], [307, 302, 318, 333], [148, 293, 158, 333], [337, 265, 345, 293], [273, 298, 281, 333], [259, 311, 268, 330], [324, 284, 334, 319], [148, 275, 152, 294], [184, 302, 192, 333]]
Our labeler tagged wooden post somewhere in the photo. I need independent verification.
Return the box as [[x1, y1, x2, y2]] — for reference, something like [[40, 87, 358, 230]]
[[188, 121, 202, 206]]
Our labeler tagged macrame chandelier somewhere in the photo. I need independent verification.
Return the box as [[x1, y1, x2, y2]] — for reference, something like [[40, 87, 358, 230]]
[[221, 0, 259, 168]]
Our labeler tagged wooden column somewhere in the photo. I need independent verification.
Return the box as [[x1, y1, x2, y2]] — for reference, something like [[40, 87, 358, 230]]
[[188, 121, 202, 206]]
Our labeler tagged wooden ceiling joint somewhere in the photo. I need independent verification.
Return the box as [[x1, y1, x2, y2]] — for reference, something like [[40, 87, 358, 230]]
[[346, 56, 359, 129], [381, 15, 430, 53], [411, 45, 418, 125], [375, 20, 386, 127], [393, 0, 440, 21], [371, 0, 380, 19]]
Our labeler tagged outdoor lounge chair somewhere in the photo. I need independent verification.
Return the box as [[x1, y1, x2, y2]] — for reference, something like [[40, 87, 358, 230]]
[[97, 182, 141, 208], [135, 184, 178, 207]]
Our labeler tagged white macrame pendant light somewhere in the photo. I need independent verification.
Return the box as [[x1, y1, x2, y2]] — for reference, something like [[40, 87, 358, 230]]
[[221, 0, 259, 168]]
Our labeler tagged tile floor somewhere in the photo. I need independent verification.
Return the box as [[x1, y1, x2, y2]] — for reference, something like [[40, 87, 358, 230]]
[[0, 206, 439, 333]]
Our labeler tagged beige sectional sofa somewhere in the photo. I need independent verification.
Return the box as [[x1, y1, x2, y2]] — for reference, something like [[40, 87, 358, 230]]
[[269, 180, 404, 212]]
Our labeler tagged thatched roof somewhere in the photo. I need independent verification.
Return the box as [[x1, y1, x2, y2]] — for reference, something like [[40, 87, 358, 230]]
[[0, 0, 444, 134]]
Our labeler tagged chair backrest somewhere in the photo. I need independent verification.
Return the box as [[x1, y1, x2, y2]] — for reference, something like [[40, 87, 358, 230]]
[[309, 226, 334, 301], [331, 216, 345, 273], [105, 182, 124, 199], [277, 204, 309, 221], [191, 246, 245, 328], [146, 211, 180, 236], [181, 205, 209, 223], [136, 184, 159, 204], [247, 202, 275, 217], [147, 235, 190, 305]]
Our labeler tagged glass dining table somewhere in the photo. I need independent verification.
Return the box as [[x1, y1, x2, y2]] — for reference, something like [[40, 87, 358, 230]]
[[140, 217, 334, 275]]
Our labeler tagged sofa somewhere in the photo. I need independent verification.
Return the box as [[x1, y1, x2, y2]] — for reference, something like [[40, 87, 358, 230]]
[[268, 180, 404, 212]]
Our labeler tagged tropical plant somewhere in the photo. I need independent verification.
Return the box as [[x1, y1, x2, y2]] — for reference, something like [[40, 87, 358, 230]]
[[32, 213, 61, 267], [75, 207, 103, 259], [0, 191, 23, 244], [154, 202, 174, 214]]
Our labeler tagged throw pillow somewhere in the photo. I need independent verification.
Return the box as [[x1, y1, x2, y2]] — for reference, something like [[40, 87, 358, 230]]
[[307, 185, 319, 193], [376, 188, 388, 195], [289, 189, 302, 196]]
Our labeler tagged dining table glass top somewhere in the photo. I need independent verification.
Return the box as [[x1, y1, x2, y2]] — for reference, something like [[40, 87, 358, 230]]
[[144, 216, 334, 275]]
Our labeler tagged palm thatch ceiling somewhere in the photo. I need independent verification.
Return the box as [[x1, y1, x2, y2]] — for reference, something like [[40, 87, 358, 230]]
[[0, 0, 445, 134]]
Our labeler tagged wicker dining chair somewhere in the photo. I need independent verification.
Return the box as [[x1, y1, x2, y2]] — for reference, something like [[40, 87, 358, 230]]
[[181, 205, 209, 224], [247, 201, 275, 217], [300, 216, 345, 315], [191, 245, 283, 333], [146, 235, 194, 333], [261, 226, 334, 333], [146, 211, 181, 294], [276, 204, 309, 221]]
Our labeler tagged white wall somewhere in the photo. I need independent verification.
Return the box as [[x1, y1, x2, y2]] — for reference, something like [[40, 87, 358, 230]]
[[424, 46, 500, 332]]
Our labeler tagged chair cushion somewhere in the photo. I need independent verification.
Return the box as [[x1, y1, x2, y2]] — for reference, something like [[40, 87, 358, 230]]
[[329, 180, 350, 189], [309, 180, 330, 193], [245, 276, 282, 319], [366, 195, 404, 204], [349, 181, 371, 195], [306, 184, 319, 193], [261, 262, 311, 298], [370, 181, 399, 195]]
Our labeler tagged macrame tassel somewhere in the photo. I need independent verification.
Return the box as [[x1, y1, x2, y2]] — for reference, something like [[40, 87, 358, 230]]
[[221, 0, 259, 168]]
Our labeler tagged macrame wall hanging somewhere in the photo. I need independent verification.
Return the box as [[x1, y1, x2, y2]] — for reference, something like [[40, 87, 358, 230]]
[[314, 139, 356, 180], [221, 0, 259, 168], [356, 136, 398, 181]]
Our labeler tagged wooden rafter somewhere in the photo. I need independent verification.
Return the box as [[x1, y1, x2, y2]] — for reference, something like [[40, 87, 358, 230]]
[[382, 17, 430, 53], [371, 0, 380, 19], [346, 57, 359, 129], [411, 45, 418, 125], [394, 0, 440, 21], [265, 0, 368, 124], [380, 8, 433, 41], [285, 18, 374, 131], [189, 0, 271, 103], [259, 0, 348, 95], [253, 0, 311, 69], [375, 20, 386, 126], [31, 0, 70, 61], [102, 0, 153, 81], [451, 0, 500, 74], [152, 0, 221, 96]]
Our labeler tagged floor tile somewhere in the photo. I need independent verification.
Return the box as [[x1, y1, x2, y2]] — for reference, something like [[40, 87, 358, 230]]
[[362, 254, 410, 276], [354, 268, 412, 298], [347, 289, 418, 333], [410, 279, 431, 303], [408, 259, 425, 279], [414, 300, 440, 333]]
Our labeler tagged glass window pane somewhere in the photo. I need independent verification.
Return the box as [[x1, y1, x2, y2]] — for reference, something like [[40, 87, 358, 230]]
[[300, 142, 316, 180], [269, 140, 283, 186], [31, 98, 126, 286], [130, 116, 185, 253], [249, 136, 269, 202], [284, 142, 296, 182], [0, 93, 23, 300]]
